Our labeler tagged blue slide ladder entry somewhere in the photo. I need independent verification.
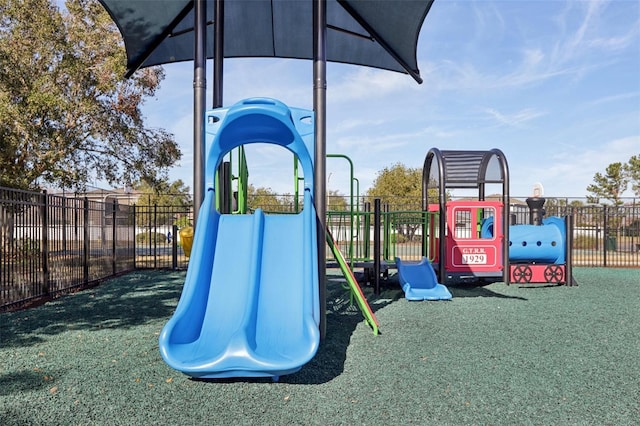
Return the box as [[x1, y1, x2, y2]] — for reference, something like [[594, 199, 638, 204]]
[[159, 98, 320, 380]]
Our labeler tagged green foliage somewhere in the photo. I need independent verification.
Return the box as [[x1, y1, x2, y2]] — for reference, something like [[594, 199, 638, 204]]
[[389, 233, 408, 244], [136, 231, 168, 244], [327, 189, 349, 212], [366, 163, 435, 241], [247, 185, 295, 213], [0, 0, 180, 191], [135, 179, 192, 208], [174, 216, 191, 229], [366, 163, 422, 210], [134, 178, 192, 227], [586, 162, 628, 206], [624, 154, 640, 196], [573, 235, 598, 250]]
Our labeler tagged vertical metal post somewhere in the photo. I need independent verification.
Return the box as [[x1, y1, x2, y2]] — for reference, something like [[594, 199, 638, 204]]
[[221, 161, 232, 213], [373, 198, 381, 294], [193, 0, 207, 227], [566, 214, 574, 286], [132, 206, 136, 270], [153, 204, 158, 269], [83, 197, 89, 284], [172, 224, 178, 269], [603, 206, 608, 267], [112, 200, 117, 275], [41, 191, 49, 294], [62, 197, 67, 252], [363, 202, 371, 259], [213, 0, 224, 108], [313, 0, 327, 340], [383, 203, 390, 261]]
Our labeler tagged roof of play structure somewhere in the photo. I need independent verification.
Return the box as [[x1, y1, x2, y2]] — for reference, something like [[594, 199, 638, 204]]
[[424, 148, 509, 190]]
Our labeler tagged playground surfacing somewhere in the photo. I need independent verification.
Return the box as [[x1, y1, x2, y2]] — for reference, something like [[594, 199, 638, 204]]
[[1, 268, 638, 425]]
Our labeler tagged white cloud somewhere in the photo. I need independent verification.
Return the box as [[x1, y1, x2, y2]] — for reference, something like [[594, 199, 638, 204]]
[[482, 107, 547, 128], [328, 67, 416, 103], [145, 1, 638, 202]]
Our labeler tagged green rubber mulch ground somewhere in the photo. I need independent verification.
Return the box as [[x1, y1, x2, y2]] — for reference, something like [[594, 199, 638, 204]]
[[1, 267, 639, 425]]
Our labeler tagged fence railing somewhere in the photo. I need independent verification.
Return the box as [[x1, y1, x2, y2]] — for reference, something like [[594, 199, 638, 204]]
[[1, 187, 136, 311], [1, 187, 639, 311], [133, 204, 191, 270]]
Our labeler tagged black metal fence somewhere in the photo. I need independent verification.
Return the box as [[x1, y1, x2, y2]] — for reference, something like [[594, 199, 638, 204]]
[[134, 204, 191, 270], [1, 187, 639, 311], [1, 187, 137, 311]]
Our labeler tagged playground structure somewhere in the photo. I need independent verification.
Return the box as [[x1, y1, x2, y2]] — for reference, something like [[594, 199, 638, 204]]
[[160, 99, 574, 380], [422, 148, 574, 286], [159, 99, 321, 379]]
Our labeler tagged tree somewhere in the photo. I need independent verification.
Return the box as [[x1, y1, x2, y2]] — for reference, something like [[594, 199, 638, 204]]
[[134, 178, 192, 228], [0, 0, 180, 191], [247, 185, 294, 213], [366, 163, 427, 241], [586, 162, 629, 206], [327, 189, 348, 212], [366, 163, 422, 210], [624, 154, 640, 196], [135, 179, 192, 208]]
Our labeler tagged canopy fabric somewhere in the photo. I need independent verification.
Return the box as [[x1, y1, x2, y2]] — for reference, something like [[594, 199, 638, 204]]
[[98, 0, 433, 82]]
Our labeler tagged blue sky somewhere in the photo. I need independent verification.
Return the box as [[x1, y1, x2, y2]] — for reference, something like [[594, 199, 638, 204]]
[[140, 0, 640, 199]]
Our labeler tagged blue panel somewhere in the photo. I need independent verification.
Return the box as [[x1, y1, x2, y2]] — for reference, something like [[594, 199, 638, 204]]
[[509, 219, 565, 264], [482, 216, 566, 264]]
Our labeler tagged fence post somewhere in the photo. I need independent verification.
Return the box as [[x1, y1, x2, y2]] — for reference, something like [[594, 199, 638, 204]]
[[132, 205, 137, 270], [603, 205, 608, 267], [62, 196, 67, 252], [112, 200, 117, 275], [153, 204, 158, 269], [41, 190, 50, 294], [83, 197, 89, 284], [172, 224, 178, 269]]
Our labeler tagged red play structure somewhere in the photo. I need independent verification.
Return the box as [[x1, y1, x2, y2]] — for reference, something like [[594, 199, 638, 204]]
[[422, 148, 574, 286]]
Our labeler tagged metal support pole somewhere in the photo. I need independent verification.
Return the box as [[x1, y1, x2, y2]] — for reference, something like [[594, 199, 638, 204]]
[[566, 214, 574, 286], [213, 0, 224, 108], [193, 0, 207, 227], [313, 0, 327, 340]]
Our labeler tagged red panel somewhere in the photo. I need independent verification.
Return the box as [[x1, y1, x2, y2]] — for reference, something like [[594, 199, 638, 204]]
[[445, 201, 503, 273], [510, 264, 566, 284]]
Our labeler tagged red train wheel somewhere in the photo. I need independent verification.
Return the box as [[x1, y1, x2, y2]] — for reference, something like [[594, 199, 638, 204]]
[[544, 265, 564, 283], [512, 265, 533, 283]]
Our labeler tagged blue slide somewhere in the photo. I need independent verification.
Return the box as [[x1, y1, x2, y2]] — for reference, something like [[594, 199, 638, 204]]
[[395, 257, 452, 301], [159, 98, 319, 379]]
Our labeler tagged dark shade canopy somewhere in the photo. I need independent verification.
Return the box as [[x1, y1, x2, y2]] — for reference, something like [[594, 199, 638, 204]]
[[98, 0, 433, 82]]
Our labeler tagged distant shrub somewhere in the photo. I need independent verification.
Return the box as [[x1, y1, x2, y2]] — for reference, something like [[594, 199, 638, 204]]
[[136, 232, 168, 244], [389, 233, 408, 244], [573, 235, 598, 250]]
